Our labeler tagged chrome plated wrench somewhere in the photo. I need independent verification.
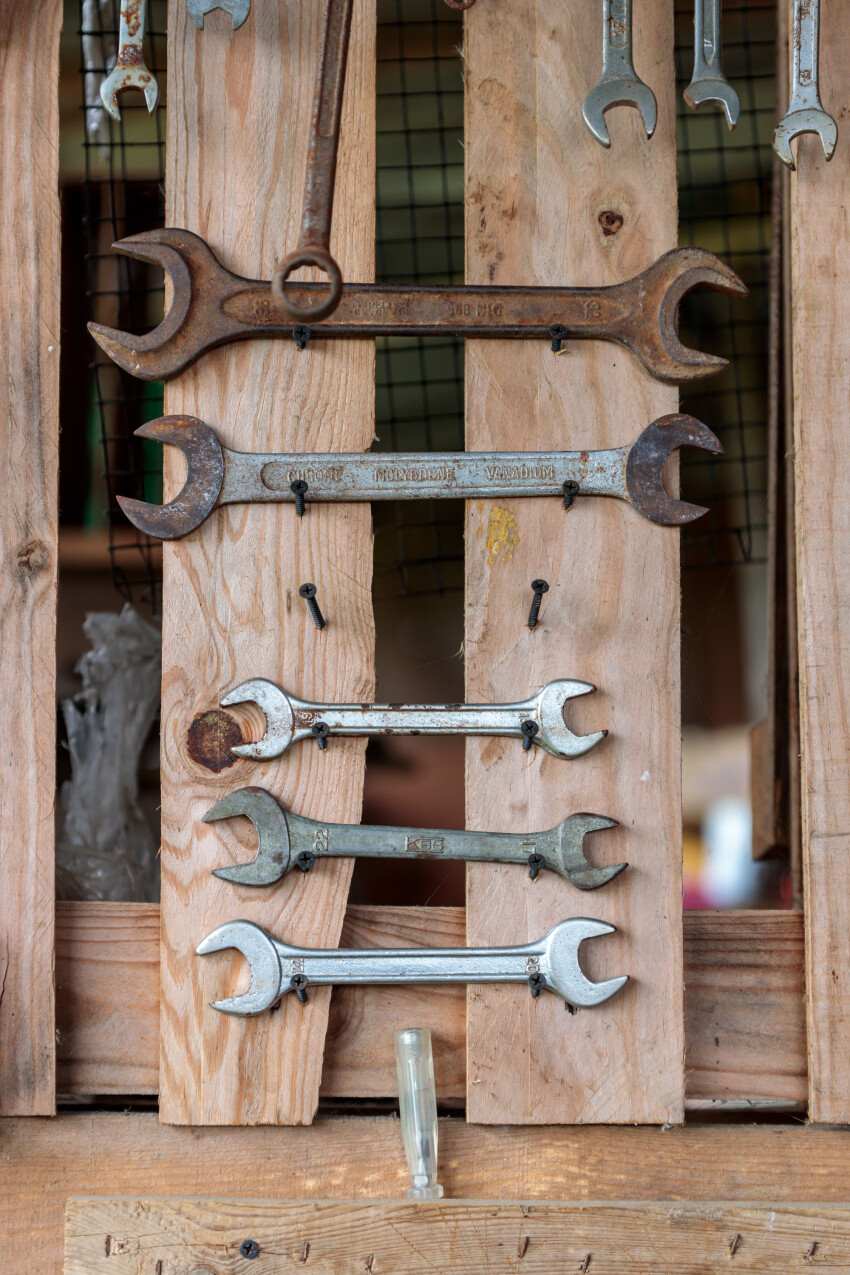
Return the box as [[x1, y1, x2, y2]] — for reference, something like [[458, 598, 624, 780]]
[[220, 678, 607, 762], [197, 918, 629, 1013], [683, 0, 740, 129], [582, 0, 657, 148], [100, 0, 158, 122], [203, 786, 628, 888], [773, 0, 837, 169]]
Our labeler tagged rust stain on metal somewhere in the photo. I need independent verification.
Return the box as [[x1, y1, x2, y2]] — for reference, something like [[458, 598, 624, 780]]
[[187, 710, 243, 772]]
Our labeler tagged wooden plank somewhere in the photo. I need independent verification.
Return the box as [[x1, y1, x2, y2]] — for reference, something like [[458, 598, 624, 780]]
[[160, 0, 375, 1124], [790, 0, 850, 1123], [6, 1116, 850, 1274], [0, 0, 62, 1117], [55, 903, 805, 1104], [463, 0, 682, 1121], [65, 1197, 850, 1274]]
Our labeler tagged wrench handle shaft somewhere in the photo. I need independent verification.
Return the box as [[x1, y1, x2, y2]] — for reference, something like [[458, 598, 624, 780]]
[[791, 0, 819, 101], [274, 943, 542, 987], [302, 0, 354, 248], [293, 704, 537, 739], [288, 816, 554, 869]]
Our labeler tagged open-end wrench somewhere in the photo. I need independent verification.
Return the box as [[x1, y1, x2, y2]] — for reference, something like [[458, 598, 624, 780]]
[[683, 0, 740, 129], [773, 0, 837, 169], [219, 678, 606, 762], [100, 0, 158, 122], [203, 786, 628, 888], [187, 0, 250, 29], [196, 918, 629, 1013], [582, 0, 657, 148], [116, 413, 724, 540], [272, 0, 353, 323], [86, 230, 747, 384]]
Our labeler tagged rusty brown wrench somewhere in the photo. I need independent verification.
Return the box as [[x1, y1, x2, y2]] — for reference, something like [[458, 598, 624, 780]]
[[272, 0, 353, 323], [116, 413, 722, 539], [87, 229, 747, 384]]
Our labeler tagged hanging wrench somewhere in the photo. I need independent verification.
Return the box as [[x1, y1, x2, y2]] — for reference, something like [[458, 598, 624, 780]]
[[196, 918, 629, 1013], [773, 0, 837, 169], [203, 786, 628, 888], [582, 0, 657, 148], [187, 0, 250, 29], [100, 0, 158, 122], [272, 0, 353, 323], [86, 230, 747, 384], [219, 678, 606, 762], [683, 0, 740, 129], [115, 414, 723, 540]]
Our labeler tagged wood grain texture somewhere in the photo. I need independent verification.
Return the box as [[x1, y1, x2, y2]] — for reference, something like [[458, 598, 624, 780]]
[[161, 0, 375, 1124], [790, 0, 850, 1123], [55, 902, 804, 1104], [65, 1197, 850, 1274], [463, 0, 682, 1121], [0, 0, 62, 1116]]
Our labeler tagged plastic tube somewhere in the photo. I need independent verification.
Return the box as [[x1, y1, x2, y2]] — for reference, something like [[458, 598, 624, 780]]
[[395, 1027, 444, 1200]]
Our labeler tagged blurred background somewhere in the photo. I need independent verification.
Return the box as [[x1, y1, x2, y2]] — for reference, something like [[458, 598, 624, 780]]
[[56, 0, 793, 909]]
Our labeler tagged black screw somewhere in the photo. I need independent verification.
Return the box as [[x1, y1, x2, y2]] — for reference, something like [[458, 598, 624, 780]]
[[521, 720, 539, 752], [528, 972, 546, 998], [293, 324, 311, 350], [296, 850, 316, 873], [299, 582, 326, 629], [527, 853, 545, 881], [562, 479, 581, 511], [527, 578, 549, 630], [312, 721, 330, 750], [290, 479, 309, 516], [240, 1239, 260, 1259], [290, 974, 309, 1004], [549, 323, 568, 353]]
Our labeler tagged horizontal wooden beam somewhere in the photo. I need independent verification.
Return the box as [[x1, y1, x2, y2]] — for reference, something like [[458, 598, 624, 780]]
[[55, 903, 805, 1105]]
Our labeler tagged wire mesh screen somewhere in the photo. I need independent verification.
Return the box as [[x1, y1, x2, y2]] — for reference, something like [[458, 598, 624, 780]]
[[77, 0, 772, 610]]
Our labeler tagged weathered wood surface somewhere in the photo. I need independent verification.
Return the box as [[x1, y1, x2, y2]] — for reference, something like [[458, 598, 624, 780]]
[[464, 0, 682, 1121], [790, 0, 850, 1123], [0, 0, 62, 1116], [4, 1116, 850, 1275], [55, 903, 805, 1104], [161, 0, 375, 1124], [65, 1197, 850, 1274]]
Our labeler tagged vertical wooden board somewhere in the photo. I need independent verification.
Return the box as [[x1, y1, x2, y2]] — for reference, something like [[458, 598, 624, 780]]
[[160, 0, 375, 1124], [791, 0, 850, 1123], [0, 0, 61, 1116], [464, 0, 682, 1122]]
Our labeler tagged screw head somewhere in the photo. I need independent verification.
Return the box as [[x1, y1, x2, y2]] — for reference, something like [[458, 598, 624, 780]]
[[240, 1239, 260, 1259], [299, 583, 317, 599], [296, 850, 316, 873], [531, 579, 549, 594], [291, 479, 308, 495], [549, 324, 568, 340]]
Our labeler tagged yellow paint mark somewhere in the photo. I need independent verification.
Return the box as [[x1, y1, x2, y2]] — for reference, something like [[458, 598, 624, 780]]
[[485, 507, 519, 564]]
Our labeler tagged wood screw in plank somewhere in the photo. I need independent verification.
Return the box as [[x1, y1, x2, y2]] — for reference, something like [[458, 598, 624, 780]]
[[290, 480, 308, 516], [299, 583, 326, 629], [528, 579, 549, 630], [239, 1239, 260, 1259]]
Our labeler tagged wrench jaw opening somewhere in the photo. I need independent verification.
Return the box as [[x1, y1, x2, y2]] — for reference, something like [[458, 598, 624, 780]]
[[555, 814, 628, 890], [581, 81, 658, 149], [221, 680, 296, 760], [625, 413, 723, 525], [117, 416, 225, 540], [533, 681, 607, 759], [543, 919, 629, 1008], [187, 0, 252, 29], [773, 110, 838, 170], [100, 69, 159, 122], [683, 79, 741, 131], [197, 921, 283, 1015], [205, 787, 293, 886]]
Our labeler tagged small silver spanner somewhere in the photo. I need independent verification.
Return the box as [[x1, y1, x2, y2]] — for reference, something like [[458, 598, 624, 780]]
[[203, 786, 628, 888], [187, 0, 251, 30], [100, 0, 158, 122], [220, 678, 607, 762], [773, 0, 837, 169], [683, 0, 740, 129], [582, 0, 657, 148], [196, 918, 629, 1013]]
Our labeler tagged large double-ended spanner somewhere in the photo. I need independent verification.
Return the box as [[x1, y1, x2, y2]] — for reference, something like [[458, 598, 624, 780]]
[[773, 0, 837, 169], [204, 786, 628, 888], [197, 918, 629, 1013], [87, 229, 747, 385], [116, 413, 723, 540], [220, 678, 606, 761]]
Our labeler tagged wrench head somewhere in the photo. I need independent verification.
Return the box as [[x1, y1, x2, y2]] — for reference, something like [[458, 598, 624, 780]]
[[534, 681, 607, 759], [196, 920, 283, 1015], [221, 679, 295, 760], [625, 413, 723, 525], [117, 416, 225, 539], [683, 79, 741, 131], [188, 0, 251, 28], [206, 787, 292, 885], [773, 108, 838, 170], [581, 79, 658, 148], [100, 66, 159, 123], [554, 814, 627, 889], [543, 919, 629, 1007]]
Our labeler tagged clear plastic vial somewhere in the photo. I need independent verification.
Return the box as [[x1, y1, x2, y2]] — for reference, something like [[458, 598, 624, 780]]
[[394, 1027, 444, 1200]]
